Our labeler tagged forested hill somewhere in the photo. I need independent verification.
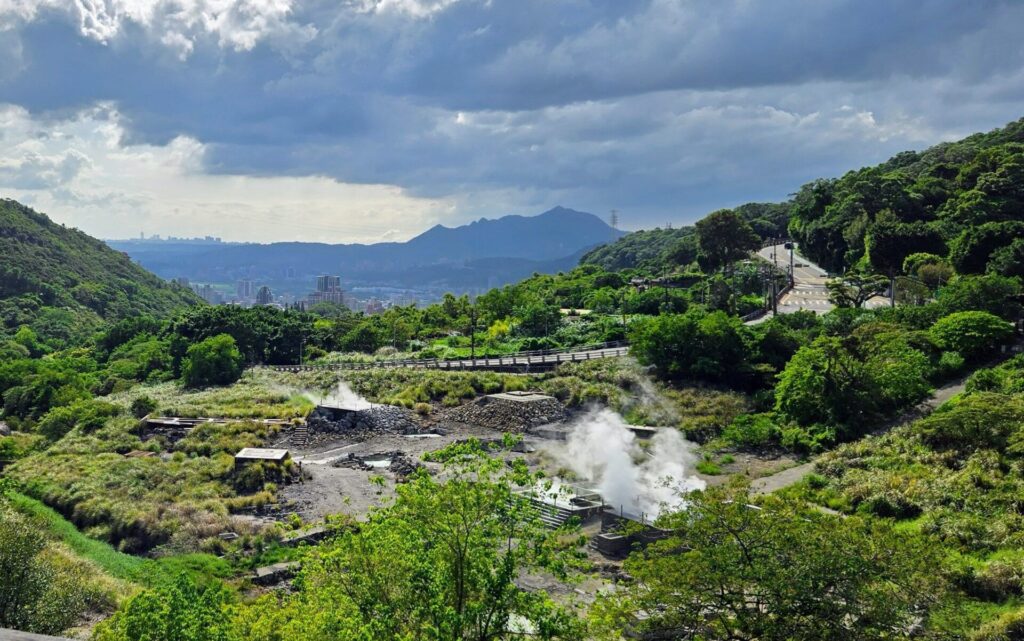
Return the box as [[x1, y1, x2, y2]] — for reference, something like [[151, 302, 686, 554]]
[[789, 116, 1024, 275], [0, 199, 201, 345], [580, 202, 789, 273]]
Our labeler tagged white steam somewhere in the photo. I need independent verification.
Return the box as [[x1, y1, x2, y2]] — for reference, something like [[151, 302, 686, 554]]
[[550, 408, 705, 520], [307, 381, 372, 410]]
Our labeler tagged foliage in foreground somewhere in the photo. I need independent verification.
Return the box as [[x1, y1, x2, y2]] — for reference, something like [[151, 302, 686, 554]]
[[593, 485, 942, 641], [95, 440, 586, 641], [788, 355, 1024, 636], [0, 495, 120, 634]]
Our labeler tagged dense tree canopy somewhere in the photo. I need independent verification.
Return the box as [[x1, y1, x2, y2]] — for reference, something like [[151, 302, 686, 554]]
[[593, 488, 942, 641], [789, 119, 1024, 276]]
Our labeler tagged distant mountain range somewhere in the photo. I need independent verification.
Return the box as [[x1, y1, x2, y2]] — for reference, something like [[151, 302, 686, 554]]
[[107, 207, 624, 292]]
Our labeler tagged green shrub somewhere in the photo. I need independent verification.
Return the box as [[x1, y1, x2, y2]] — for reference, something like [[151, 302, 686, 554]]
[[721, 413, 781, 448], [37, 399, 121, 441], [916, 393, 1024, 451], [130, 395, 157, 419], [971, 608, 1024, 641], [181, 334, 244, 388], [929, 311, 1013, 360], [629, 309, 747, 383], [779, 424, 835, 455], [696, 457, 721, 475], [0, 504, 94, 634], [938, 351, 966, 376], [93, 574, 233, 641]]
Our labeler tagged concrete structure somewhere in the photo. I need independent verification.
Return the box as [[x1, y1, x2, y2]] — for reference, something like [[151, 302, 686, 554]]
[[236, 278, 254, 300], [317, 274, 341, 292], [281, 525, 330, 547], [519, 482, 606, 529], [593, 507, 670, 558], [309, 274, 345, 306], [486, 391, 556, 403], [253, 561, 301, 585], [268, 342, 630, 374], [234, 447, 291, 470]]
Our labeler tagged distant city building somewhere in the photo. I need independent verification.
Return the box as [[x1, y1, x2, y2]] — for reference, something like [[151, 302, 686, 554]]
[[308, 274, 345, 307], [191, 283, 222, 304], [172, 277, 190, 287], [236, 279, 254, 299], [316, 274, 341, 292], [256, 286, 274, 305], [365, 298, 384, 315]]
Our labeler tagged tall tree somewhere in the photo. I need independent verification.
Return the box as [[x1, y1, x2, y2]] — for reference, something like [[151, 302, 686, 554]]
[[695, 209, 760, 274]]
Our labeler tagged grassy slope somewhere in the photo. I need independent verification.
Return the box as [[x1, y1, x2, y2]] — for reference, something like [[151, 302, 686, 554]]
[[6, 490, 232, 588]]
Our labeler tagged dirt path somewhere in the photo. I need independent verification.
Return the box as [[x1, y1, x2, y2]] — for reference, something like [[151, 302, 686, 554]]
[[751, 344, 1021, 495]]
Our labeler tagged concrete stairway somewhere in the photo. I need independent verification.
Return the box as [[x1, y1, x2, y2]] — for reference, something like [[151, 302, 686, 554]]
[[290, 424, 309, 447], [535, 503, 575, 529]]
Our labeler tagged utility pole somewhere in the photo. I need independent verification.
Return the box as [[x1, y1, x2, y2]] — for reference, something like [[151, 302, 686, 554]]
[[299, 338, 304, 366], [469, 305, 477, 362], [784, 241, 795, 288]]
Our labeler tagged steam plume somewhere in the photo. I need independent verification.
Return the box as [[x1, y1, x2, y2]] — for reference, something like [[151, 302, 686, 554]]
[[551, 408, 705, 520]]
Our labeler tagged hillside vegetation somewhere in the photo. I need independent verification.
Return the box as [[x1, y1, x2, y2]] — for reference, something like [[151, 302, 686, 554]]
[[789, 117, 1024, 276], [0, 199, 201, 346], [2, 120, 1024, 640]]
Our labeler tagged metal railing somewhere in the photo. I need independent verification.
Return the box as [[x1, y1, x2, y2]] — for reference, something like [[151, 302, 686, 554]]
[[265, 340, 631, 372]]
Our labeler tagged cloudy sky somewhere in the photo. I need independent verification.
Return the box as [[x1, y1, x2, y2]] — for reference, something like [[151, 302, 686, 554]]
[[1, 0, 1022, 243]]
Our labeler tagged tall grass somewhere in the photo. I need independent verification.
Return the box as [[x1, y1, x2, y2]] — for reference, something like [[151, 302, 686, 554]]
[[5, 490, 230, 588]]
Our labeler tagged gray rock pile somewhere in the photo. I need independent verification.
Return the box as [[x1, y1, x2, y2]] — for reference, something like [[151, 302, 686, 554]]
[[440, 393, 567, 432], [307, 405, 421, 438], [332, 451, 423, 479]]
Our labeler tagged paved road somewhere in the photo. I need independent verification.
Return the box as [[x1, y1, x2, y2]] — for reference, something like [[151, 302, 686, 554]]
[[755, 243, 834, 318], [269, 345, 630, 373], [750, 243, 889, 323]]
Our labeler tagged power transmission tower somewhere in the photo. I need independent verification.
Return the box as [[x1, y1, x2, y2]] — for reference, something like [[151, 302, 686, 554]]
[[609, 209, 619, 230]]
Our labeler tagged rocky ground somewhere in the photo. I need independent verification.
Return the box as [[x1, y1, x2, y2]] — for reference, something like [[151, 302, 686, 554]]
[[437, 394, 567, 432]]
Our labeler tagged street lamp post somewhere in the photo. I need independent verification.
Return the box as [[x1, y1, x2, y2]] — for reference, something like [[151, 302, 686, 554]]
[[469, 305, 477, 362]]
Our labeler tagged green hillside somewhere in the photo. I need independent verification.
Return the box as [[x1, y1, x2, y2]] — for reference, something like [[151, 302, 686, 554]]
[[789, 117, 1024, 275], [581, 202, 788, 274], [580, 226, 696, 272], [0, 199, 202, 345]]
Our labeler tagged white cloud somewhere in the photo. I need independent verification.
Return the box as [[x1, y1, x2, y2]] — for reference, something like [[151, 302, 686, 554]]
[[0, 104, 454, 242], [0, 0, 315, 56], [356, 0, 465, 19]]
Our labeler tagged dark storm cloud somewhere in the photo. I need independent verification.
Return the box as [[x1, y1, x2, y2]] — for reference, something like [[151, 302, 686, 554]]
[[1, 0, 1023, 229]]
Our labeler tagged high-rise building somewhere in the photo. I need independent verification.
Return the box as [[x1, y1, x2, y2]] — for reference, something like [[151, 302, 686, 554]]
[[255, 286, 273, 305], [236, 279, 254, 299], [309, 274, 344, 306], [316, 274, 341, 292]]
